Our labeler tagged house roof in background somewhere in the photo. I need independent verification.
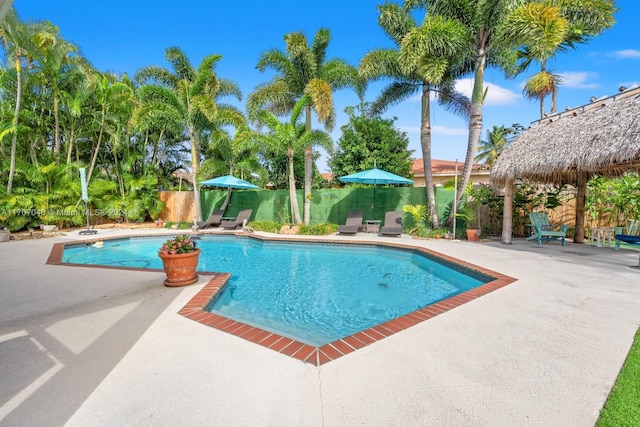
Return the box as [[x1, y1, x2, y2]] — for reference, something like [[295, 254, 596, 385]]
[[411, 159, 488, 176]]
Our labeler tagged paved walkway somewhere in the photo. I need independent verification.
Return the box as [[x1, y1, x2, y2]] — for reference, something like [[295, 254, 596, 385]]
[[1, 228, 639, 426]]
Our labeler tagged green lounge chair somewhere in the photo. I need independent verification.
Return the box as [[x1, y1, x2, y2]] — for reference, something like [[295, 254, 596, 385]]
[[526, 212, 569, 246]]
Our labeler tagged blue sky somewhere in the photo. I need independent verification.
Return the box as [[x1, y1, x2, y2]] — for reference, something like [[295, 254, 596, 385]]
[[13, 0, 640, 172]]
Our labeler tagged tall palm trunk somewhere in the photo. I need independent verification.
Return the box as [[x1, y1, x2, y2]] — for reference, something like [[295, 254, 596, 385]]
[[455, 52, 486, 213], [152, 130, 164, 169], [113, 150, 125, 198], [86, 107, 106, 185], [6, 58, 22, 194], [189, 125, 203, 222], [53, 88, 61, 161], [420, 82, 440, 228], [66, 121, 75, 165], [538, 61, 546, 118], [303, 104, 312, 225], [288, 146, 302, 224]]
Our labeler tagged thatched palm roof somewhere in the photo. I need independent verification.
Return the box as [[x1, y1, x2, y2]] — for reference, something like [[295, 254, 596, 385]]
[[171, 169, 195, 185], [491, 86, 640, 186]]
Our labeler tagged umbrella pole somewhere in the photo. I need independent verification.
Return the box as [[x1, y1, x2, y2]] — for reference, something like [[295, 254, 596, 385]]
[[373, 184, 376, 220]]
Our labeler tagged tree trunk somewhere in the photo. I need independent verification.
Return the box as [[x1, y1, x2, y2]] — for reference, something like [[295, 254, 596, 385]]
[[539, 61, 546, 118], [455, 52, 486, 214], [66, 121, 75, 165], [575, 172, 587, 243], [53, 88, 61, 161], [288, 147, 302, 224], [86, 108, 106, 185], [6, 57, 22, 194], [303, 104, 312, 225], [420, 82, 440, 228], [189, 126, 203, 222], [502, 181, 513, 244]]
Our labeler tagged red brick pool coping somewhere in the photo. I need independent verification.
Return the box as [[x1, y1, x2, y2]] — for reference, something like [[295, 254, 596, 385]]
[[48, 233, 516, 366]]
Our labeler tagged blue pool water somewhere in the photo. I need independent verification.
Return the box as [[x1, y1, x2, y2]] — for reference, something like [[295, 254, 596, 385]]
[[63, 236, 489, 346]]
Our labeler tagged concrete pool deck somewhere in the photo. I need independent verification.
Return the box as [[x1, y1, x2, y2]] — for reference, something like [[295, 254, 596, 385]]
[[1, 227, 640, 425]]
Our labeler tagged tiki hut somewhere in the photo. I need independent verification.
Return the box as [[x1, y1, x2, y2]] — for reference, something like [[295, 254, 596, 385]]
[[491, 85, 640, 244]]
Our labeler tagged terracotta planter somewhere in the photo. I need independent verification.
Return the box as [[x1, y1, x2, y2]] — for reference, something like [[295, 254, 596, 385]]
[[466, 229, 481, 242], [158, 249, 200, 287]]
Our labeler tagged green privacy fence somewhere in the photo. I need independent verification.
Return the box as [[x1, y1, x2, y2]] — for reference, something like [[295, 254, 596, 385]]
[[201, 187, 455, 226]]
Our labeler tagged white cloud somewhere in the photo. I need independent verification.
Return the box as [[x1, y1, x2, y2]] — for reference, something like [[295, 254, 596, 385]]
[[557, 71, 599, 89], [398, 125, 467, 136], [454, 78, 520, 106], [611, 49, 640, 59]]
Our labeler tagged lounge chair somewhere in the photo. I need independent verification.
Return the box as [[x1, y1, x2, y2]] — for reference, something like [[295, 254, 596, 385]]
[[614, 234, 640, 268], [380, 211, 403, 236], [615, 220, 640, 250], [220, 209, 253, 230], [526, 212, 569, 246], [196, 209, 224, 229], [338, 211, 364, 235]]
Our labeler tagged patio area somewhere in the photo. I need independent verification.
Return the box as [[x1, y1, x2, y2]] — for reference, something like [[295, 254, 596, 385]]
[[1, 228, 639, 426]]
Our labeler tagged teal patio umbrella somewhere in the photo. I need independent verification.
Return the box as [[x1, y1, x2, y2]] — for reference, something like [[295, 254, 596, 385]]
[[339, 168, 413, 219], [199, 175, 259, 215], [199, 175, 259, 189]]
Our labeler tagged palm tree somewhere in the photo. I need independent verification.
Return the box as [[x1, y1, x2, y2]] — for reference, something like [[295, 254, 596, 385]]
[[29, 25, 83, 160], [199, 126, 261, 211], [248, 28, 361, 224], [129, 83, 185, 176], [512, 0, 616, 117], [136, 47, 242, 221], [522, 69, 564, 118], [0, 9, 53, 193], [85, 72, 133, 186], [406, 0, 571, 212], [475, 125, 509, 166], [253, 96, 332, 224], [360, 3, 469, 228]]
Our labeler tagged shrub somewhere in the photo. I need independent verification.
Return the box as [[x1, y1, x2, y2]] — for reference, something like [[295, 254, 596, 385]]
[[297, 223, 338, 235], [249, 221, 284, 234]]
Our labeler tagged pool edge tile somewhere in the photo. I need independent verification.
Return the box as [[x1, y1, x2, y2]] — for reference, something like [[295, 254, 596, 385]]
[[52, 234, 517, 366]]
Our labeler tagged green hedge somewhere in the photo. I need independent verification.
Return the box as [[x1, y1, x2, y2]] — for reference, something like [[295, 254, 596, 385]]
[[200, 187, 454, 225]]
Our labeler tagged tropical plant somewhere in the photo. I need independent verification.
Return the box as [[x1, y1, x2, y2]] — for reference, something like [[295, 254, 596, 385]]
[[136, 47, 243, 221], [475, 125, 509, 166], [405, 0, 604, 215], [510, 0, 616, 117], [402, 203, 430, 236], [360, 3, 469, 229], [328, 104, 413, 178], [455, 204, 477, 229], [253, 96, 332, 224], [586, 174, 640, 227], [0, 9, 57, 193], [158, 234, 197, 255], [248, 28, 362, 224]]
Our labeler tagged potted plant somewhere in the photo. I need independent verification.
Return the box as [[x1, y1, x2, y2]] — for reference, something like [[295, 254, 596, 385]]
[[157, 234, 200, 287], [456, 205, 481, 242]]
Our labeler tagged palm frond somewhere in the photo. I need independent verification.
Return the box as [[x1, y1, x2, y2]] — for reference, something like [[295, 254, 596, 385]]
[[370, 81, 420, 116]]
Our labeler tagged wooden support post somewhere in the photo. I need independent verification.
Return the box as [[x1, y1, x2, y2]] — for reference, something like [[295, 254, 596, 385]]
[[502, 181, 513, 244], [575, 172, 587, 243]]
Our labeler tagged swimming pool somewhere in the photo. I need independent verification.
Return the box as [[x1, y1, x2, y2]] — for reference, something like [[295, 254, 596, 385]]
[[61, 235, 493, 346]]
